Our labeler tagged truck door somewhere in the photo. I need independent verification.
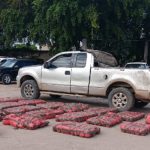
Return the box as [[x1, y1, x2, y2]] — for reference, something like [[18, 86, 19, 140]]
[[41, 53, 72, 93], [71, 53, 92, 94]]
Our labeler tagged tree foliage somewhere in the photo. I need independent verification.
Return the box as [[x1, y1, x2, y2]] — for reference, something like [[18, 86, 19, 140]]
[[0, 0, 150, 64]]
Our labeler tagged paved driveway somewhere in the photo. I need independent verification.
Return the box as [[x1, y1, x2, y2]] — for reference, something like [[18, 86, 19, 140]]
[[0, 84, 150, 150]]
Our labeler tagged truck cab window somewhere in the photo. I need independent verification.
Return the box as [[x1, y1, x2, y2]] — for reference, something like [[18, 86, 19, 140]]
[[50, 53, 72, 68], [75, 53, 87, 67]]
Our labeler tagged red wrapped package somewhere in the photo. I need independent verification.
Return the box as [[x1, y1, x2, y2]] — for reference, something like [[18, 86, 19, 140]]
[[3, 114, 49, 129], [25, 109, 64, 119], [118, 111, 145, 122], [0, 98, 23, 103], [145, 114, 150, 124], [56, 111, 97, 122], [59, 103, 89, 112], [19, 99, 46, 105], [120, 122, 150, 136], [53, 121, 100, 138], [85, 107, 117, 115], [3, 105, 42, 114], [0, 102, 27, 110], [37, 102, 64, 109], [87, 112, 122, 127]]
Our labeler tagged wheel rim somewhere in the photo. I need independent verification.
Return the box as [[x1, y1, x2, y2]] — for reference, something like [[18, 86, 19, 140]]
[[112, 92, 128, 109], [23, 84, 34, 98], [4, 75, 11, 84]]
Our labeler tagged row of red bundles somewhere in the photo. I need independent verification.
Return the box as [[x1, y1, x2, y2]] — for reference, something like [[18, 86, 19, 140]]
[[53, 121, 100, 138]]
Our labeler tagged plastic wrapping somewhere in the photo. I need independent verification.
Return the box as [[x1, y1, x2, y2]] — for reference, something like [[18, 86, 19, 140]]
[[3, 114, 49, 129], [3, 105, 42, 114], [59, 103, 89, 113], [53, 121, 100, 138], [120, 122, 150, 136], [56, 111, 97, 122], [118, 111, 145, 122], [87, 112, 122, 127]]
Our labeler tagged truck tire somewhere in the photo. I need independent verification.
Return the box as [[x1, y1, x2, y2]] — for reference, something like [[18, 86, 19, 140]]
[[135, 100, 149, 108], [21, 80, 40, 99], [108, 87, 135, 111], [2, 74, 12, 85]]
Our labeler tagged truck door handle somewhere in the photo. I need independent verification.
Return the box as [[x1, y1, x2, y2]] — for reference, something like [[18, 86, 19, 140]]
[[65, 71, 70, 75], [104, 74, 108, 80]]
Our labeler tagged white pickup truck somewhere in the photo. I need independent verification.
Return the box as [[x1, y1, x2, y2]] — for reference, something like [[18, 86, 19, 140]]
[[17, 50, 150, 111]]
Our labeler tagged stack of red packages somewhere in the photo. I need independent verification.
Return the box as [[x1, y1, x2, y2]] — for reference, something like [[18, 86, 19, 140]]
[[0, 98, 23, 103], [120, 122, 150, 136], [3, 114, 49, 130], [87, 112, 122, 127], [85, 107, 117, 115], [37, 102, 64, 109], [25, 109, 64, 120], [56, 111, 97, 122], [3, 105, 42, 114], [53, 121, 100, 138], [118, 111, 145, 122], [59, 103, 89, 112]]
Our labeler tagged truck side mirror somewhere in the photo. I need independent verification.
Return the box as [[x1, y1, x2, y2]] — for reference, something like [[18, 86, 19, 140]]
[[44, 61, 56, 69]]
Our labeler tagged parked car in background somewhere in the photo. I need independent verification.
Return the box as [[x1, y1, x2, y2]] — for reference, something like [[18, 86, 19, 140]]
[[0, 57, 16, 66], [124, 62, 149, 69], [0, 59, 43, 84]]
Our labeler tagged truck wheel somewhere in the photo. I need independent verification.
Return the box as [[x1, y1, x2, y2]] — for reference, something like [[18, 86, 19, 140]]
[[2, 74, 12, 85], [21, 80, 40, 99], [135, 100, 149, 108], [50, 95, 61, 99], [108, 87, 135, 111]]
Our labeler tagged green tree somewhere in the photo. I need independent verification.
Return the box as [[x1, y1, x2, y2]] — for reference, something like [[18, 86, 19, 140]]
[[46, 0, 99, 51], [1, 0, 150, 64], [92, 0, 149, 64], [30, 0, 52, 46], [0, 0, 34, 48]]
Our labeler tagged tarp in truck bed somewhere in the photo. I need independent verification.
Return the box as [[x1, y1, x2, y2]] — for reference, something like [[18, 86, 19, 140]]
[[86, 49, 118, 67]]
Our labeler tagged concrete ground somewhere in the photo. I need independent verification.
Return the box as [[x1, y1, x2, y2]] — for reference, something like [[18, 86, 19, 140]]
[[0, 84, 150, 150]]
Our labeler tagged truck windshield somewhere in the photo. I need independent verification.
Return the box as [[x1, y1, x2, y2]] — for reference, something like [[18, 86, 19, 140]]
[[1, 59, 17, 68]]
